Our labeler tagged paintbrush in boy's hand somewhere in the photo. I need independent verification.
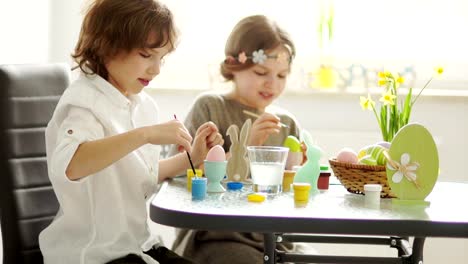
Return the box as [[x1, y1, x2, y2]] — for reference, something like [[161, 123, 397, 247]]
[[173, 114, 197, 175]]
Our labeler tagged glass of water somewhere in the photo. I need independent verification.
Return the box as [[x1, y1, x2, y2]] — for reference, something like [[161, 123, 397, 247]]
[[247, 146, 289, 195]]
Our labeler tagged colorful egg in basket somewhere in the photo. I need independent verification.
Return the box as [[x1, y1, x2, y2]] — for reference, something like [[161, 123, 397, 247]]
[[328, 158, 396, 198]]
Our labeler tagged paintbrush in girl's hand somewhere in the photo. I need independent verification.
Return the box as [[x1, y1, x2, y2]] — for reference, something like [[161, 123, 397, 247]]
[[173, 114, 197, 175], [242, 110, 289, 128]]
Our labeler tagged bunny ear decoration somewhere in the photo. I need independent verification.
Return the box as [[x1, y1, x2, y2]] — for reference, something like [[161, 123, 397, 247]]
[[300, 130, 314, 148], [227, 124, 240, 146], [301, 130, 324, 158], [239, 119, 252, 146], [226, 124, 238, 182]]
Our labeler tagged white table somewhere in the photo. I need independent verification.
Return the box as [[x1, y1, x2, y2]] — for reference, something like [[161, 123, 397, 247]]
[[150, 177, 468, 263]]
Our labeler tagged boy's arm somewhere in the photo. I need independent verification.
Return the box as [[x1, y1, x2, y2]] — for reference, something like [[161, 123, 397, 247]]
[[158, 153, 192, 181], [66, 120, 192, 181], [65, 128, 148, 180]]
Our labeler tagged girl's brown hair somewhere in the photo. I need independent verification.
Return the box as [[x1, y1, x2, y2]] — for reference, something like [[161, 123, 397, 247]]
[[72, 0, 178, 79], [220, 15, 296, 81]]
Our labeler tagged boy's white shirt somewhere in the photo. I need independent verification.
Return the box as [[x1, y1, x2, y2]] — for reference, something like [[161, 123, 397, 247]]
[[39, 73, 162, 264]]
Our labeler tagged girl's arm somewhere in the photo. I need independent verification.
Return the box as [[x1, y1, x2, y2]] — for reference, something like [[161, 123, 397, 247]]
[[66, 120, 192, 180]]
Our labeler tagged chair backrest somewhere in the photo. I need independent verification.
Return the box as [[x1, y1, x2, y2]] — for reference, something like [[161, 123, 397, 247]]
[[0, 63, 70, 264]]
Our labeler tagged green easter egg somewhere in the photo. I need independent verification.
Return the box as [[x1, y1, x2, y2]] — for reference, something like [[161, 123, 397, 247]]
[[386, 123, 439, 202], [358, 155, 377, 165], [368, 145, 386, 165], [283, 135, 301, 152]]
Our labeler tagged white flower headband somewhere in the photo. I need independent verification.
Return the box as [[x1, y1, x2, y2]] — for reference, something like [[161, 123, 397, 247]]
[[225, 49, 291, 65]]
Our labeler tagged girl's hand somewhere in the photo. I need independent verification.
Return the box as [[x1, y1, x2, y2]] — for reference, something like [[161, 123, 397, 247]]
[[191, 122, 224, 166], [301, 141, 308, 164], [144, 120, 192, 152], [249, 112, 281, 146]]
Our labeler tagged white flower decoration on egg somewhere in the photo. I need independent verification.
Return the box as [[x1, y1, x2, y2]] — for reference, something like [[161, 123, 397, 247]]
[[387, 153, 420, 186], [252, 49, 267, 64]]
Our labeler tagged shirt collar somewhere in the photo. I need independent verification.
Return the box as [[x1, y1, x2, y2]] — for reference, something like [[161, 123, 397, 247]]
[[81, 73, 136, 109]]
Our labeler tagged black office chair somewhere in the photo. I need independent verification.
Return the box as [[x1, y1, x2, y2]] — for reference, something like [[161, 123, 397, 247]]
[[0, 63, 70, 264]]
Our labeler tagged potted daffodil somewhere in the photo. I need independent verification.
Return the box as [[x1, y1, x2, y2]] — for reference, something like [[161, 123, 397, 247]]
[[360, 67, 444, 142]]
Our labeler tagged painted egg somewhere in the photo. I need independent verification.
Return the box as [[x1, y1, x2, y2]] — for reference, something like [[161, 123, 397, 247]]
[[367, 145, 387, 165], [358, 145, 387, 165], [205, 145, 226, 162], [336, 148, 358, 164], [283, 135, 302, 152], [358, 154, 377, 165]]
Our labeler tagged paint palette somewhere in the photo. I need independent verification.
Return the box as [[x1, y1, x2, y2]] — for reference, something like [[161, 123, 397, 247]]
[[386, 123, 439, 205]]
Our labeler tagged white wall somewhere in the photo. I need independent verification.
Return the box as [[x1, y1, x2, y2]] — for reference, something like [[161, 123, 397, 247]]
[[148, 88, 468, 263], [150, 88, 468, 183], [0, 0, 82, 65], [0, 1, 50, 63], [48, 0, 83, 64]]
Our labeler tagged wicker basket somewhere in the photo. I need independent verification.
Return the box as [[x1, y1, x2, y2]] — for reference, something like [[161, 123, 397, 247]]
[[329, 158, 396, 198]]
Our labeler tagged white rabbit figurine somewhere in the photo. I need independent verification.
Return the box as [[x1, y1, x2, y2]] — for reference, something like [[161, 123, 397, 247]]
[[226, 119, 251, 182]]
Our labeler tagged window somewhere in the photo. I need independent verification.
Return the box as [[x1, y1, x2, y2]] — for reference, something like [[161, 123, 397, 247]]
[[2, 0, 466, 92], [154, 0, 468, 91]]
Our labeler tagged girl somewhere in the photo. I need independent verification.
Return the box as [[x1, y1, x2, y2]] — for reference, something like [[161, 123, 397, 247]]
[[171, 15, 311, 263], [39, 0, 222, 263]]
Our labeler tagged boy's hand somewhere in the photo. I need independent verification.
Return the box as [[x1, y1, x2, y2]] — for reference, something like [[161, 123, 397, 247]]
[[249, 112, 281, 146], [144, 120, 192, 152], [191, 122, 224, 166]]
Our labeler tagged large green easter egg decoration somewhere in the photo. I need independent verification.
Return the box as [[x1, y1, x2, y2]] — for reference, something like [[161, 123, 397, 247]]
[[386, 123, 439, 204]]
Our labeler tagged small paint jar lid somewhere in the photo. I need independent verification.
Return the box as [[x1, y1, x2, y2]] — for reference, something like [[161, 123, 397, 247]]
[[293, 182, 311, 191], [320, 164, 329, 171], [227, 182, 243, 190], [247, 193, 266, 202], [364, 184, 382, 192]]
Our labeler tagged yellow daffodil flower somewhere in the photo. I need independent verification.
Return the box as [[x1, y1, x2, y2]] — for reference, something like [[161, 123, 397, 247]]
[[379, 90, 396, 106], [360, 94, 375, 111], [378, 78, 387, 86], [393, 75, 404, 89], [396, 76, 404, 84]]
